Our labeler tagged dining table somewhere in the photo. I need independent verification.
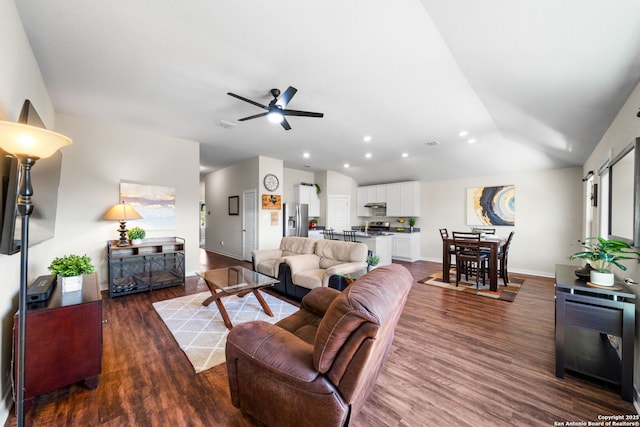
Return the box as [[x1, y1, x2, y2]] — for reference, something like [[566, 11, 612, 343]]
[[442, 235, 506, 292]]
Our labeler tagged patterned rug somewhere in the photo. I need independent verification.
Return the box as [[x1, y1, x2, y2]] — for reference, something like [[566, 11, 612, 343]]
[[152, 291, 298, 373], [419, 270, 525, 302]]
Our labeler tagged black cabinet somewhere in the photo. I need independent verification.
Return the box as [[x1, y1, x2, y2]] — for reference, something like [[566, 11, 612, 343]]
[[555, 264, 635, 402], [107, 237, 185, 298]]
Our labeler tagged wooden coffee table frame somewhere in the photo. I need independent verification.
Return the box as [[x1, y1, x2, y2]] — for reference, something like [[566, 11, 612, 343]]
[[197, 267, 277, 330]]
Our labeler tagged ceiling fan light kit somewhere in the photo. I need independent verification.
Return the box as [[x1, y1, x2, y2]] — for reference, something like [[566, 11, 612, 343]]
[[227, 86, 324, 130]]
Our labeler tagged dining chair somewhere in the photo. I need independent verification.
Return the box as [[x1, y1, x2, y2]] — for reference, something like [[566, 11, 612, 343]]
[[323, 229, 338, 240], [439, 228, 455, 266], [452, 232, 488, 288], [343, 230, 356, 242], [497, 231, 515, 286]]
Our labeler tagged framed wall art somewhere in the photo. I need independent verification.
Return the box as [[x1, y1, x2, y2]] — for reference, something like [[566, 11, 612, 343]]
[[466, 185, 515, 226], [228, 196, 239, 215], [119, 182, 176, 230]]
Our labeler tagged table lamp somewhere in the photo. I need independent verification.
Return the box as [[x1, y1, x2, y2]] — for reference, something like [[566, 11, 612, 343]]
[[104, 201, 142, 246], [0, 120, 71, 427]]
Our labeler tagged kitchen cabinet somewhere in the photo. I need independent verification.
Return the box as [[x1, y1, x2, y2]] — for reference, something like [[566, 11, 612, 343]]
[[357, 184, 387, 217], [387, 181, 421, 217], [308, 230, 324, 239], [294, 184, 320, 217], [391, 232, 420, 262]]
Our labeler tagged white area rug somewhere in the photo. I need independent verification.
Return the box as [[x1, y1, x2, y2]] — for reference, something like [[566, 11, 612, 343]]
[[153, 291, 298, 373]]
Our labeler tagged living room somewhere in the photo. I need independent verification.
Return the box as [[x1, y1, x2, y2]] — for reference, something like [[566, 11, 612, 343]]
[[1, 1, 640, 425]]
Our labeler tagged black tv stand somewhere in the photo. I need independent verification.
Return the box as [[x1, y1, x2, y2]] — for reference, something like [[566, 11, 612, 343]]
[[555, 264, 635, 402]]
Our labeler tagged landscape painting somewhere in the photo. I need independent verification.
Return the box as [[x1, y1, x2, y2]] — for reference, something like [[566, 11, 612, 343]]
[[466, 185, 515, 226], [119, 182, 175, 230]]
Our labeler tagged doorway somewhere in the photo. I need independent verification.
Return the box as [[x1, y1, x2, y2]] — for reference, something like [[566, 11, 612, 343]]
[[327, 195, 350, 232], [242, 189, 257, 261]]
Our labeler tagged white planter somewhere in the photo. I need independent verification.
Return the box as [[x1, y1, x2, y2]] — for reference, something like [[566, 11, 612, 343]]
[[131, 239, 143, 245], [61, 275, 83, 293], [590, 270, 614, 286]]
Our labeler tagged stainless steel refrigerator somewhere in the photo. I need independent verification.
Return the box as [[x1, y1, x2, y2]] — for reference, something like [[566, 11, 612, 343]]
[[283, 203, 309, 237]]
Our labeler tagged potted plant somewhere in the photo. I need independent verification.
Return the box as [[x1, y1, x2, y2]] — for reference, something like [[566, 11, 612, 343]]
[[48, 254, 95, 292], [569, 237, 640, 286], [367, 254, 380, 272], [408, 217, 416, 232], [128, 226, 146, 245]]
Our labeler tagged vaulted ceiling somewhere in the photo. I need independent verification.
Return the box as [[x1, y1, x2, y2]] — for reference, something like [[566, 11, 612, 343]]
[[14, 0, 640, 185]]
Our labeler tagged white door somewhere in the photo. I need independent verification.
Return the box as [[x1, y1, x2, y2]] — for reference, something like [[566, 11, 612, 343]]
[[328, 195, 350, 232], [243, 189, 257, 261]]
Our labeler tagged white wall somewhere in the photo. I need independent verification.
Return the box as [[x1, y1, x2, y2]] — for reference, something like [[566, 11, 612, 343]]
[[582, 79, 640, 400], [0, 1, 59, 420], [204, 156, 284, 258], [53, 114, 201, 280], [420, 167, 583, 277]]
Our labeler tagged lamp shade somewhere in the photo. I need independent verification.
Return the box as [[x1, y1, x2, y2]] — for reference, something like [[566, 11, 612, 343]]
[[0, 121, 72, 158], [104, 202, 142, 221]]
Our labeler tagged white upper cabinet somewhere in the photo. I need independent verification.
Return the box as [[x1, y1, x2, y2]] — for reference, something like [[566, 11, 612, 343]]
[[357, 184, 388, 216], [294, 184, 320, 217], [386, 181, 421, 217]]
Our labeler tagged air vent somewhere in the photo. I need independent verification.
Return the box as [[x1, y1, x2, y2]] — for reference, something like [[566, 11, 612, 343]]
[[218, 119, 237, 129], [425, 140, 440, 146]]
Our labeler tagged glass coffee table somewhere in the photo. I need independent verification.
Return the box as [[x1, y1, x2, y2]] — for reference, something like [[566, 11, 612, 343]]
[[196, 266, 279, 329]]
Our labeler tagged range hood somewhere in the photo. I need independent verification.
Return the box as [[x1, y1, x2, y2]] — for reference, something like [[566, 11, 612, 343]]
[[364, 202, 387, 209]]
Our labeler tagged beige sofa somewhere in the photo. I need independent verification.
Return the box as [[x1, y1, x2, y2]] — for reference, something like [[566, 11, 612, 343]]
[[284, 239, 368, 298], [251, 236, 316, 294]]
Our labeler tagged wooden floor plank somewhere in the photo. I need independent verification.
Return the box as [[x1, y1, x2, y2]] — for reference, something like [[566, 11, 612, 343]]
[[5, 251, 636, 426]]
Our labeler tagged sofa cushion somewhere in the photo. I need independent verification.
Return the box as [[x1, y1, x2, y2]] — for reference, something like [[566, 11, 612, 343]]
[[280, 236, 316, 256], [315, 240, 368, 269], [293, 269, 325, 290]]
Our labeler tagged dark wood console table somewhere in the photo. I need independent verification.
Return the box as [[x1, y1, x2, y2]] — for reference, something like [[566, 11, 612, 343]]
[[555, 264, 635, 402], [14, 272, 102, 409]]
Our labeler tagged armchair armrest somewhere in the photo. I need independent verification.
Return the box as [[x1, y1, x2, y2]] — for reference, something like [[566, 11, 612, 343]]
[[252, 248, 284, 267], [323, 262, 367, 286], [300, 287, 341, 316], [226, 320, 317, 382], [285, 254, 320, 275]]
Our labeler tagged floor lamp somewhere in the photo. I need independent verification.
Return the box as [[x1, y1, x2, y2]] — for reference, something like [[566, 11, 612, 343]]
[[0, 121, 71, 427]]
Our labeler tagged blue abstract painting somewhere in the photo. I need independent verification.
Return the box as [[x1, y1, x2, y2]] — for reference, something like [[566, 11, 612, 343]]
[[466, 185, 515, 226]]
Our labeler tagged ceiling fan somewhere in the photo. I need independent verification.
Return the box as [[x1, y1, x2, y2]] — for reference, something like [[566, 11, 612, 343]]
[[227, 86, 324, 130]]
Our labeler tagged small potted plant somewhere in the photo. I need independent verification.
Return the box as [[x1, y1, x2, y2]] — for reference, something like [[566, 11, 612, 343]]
[[367, 254, 380, 272], [128, 227, 146, 245], [408, 217, 416, 232], [569, 237, 640, 286], [48, 254, 95, 292]]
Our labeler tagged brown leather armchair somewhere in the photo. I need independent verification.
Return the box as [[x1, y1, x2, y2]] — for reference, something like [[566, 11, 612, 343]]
[[225, 264, 413, 426]]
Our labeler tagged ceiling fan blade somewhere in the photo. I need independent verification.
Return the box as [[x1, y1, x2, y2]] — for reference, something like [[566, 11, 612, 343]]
[[238, 112, 268, 121], [281, 117, 292, 131], [282, 109, 324, 118], [276, 86, 298, 108], [227, 92, 268, 110]]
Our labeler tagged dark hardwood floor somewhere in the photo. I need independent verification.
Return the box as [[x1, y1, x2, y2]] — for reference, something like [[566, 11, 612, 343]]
[[6, 250, 636, 426]]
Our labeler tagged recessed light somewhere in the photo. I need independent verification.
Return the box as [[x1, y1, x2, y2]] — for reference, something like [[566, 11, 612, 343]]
[[363, 135, 372, 142], [365, 153, 372, 159], [303, 152, 310, 158], [402, 152, 409, 158], [344, 163, 350, 168], [458, 130, 469, 137], [468, 138, 477, 144]]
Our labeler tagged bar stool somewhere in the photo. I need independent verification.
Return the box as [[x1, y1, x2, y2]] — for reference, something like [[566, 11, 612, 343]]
[[343, 230, 359, 242]]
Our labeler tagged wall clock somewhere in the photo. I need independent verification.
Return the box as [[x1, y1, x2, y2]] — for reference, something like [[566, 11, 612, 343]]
[[263, 173, 279, 192]]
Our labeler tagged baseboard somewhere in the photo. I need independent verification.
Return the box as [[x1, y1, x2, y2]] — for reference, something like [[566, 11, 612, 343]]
[[203, 247, 244, 261]]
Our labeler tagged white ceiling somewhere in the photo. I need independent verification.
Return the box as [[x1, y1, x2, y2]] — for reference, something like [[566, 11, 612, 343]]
[[14, 0, 640, 185]]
